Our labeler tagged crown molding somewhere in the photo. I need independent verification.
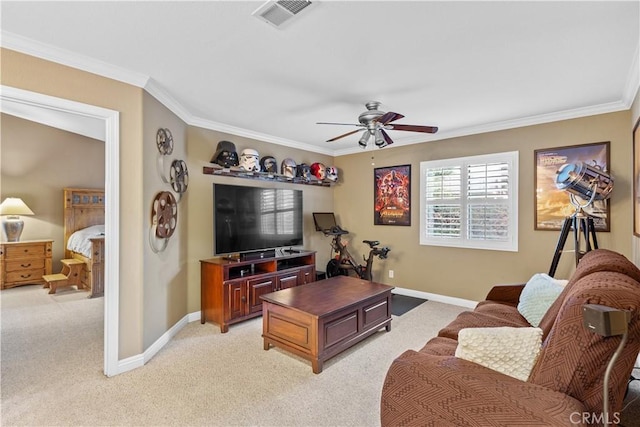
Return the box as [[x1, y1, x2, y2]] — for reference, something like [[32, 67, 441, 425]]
[[0, 31, 149, 88], [144, 78, 194, 124], [622, 43, 640, 108], [189, 115, 335, 157]]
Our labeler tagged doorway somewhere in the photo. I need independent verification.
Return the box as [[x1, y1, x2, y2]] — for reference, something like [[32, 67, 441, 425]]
[[0, 85, 120, 376]]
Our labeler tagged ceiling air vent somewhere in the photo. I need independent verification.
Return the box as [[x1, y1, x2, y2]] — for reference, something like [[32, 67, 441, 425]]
[[252, 1, 313, 28]]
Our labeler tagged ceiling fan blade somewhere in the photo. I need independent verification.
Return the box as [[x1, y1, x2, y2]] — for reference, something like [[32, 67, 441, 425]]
[[316, 122, 362, 127], [327, 129, 361, 142], [387, 124, 439, 134], [374, 112, 405, 125], [380, 129, 395, 146]]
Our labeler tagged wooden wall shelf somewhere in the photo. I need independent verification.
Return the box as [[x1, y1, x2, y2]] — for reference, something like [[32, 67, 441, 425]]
[[203, 165, 333, 187]]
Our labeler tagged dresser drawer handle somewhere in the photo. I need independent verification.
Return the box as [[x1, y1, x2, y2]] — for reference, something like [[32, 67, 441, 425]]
[[21, 263, 32, 268], [20, 274, 32, 279]]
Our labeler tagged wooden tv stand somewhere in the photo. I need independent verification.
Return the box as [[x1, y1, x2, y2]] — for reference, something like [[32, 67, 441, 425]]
[[200, 251, 316, 333]]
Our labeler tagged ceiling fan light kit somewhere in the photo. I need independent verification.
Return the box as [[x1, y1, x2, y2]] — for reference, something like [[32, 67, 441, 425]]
[[318, 101, 438, 149]]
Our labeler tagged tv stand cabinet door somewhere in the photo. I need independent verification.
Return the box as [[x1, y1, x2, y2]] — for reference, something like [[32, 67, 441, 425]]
[[298, 265, 316, 285], [247, 276, 276, 314], [226, 280, 246, 323]]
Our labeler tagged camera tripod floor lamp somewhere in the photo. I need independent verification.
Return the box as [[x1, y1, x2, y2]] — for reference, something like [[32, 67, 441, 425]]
[[548, 161, 613, 277]]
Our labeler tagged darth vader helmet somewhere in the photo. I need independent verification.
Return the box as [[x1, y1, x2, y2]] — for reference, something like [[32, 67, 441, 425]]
[[211, 140, 239, 168], [239, 148, 260, 171], [281, 158, 297, 178]]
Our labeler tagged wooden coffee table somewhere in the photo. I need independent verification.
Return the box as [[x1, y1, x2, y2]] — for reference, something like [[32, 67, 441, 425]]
[[260, 275, 393, 373]]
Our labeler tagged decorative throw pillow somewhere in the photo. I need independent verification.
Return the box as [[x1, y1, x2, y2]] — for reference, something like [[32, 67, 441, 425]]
[[517, 273, 567, 327], [455, 326, 543, 381]]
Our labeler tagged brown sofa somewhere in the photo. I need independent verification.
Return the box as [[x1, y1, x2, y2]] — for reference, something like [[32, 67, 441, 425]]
[[381, 249, 640, 426]]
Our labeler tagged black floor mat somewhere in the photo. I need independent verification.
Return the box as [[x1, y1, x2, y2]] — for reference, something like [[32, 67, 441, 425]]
[[391, 294, 428, 316]]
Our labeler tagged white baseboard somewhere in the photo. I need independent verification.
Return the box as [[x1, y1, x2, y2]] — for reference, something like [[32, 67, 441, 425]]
[[115, 354, 144, 375], [392, 287, 478, 309], [112, 312, 194, 376], [187, 311, 202, 323]]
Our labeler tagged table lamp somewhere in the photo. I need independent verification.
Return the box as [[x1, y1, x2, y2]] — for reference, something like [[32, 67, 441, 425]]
[[0, 198, 35, 242]]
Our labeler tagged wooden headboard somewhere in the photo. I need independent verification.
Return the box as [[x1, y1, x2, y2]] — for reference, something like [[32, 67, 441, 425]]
[[63, 187, 105, 254]]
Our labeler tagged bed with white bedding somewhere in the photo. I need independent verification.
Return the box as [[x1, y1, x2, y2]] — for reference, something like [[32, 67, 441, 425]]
[[63, 188, 105, 298], [67, 224, 105, 258]]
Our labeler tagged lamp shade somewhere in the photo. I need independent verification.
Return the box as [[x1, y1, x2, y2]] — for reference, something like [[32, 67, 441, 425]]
[[0, 198, 35, 216]]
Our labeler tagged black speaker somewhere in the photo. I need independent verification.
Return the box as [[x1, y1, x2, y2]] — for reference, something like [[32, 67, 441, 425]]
[[240, 249, 276, 261]]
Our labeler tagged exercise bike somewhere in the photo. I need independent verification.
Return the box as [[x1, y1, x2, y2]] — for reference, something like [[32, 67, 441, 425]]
[[323, 225, 390, 281]]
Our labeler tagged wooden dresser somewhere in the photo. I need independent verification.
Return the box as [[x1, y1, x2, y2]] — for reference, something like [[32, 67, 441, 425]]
[[0, 240, 53, 289]]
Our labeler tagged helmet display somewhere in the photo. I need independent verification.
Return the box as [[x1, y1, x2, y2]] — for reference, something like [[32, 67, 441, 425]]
[[310, 162, 326, 180], [239, 148, 260, 171], [281, 158, 297, 178], [325, 166, 338, 182], [296, 163, 311, 181], [211, 140, 239, 168], [260, 156, 278, 174]]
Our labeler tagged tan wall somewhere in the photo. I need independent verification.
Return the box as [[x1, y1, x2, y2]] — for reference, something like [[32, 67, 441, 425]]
[[186, 127, 334, 313], [142, 92, 189, 348], [334, 111, 632, 302], [1, 48, 145, 358], [0, 114, 105, 271]]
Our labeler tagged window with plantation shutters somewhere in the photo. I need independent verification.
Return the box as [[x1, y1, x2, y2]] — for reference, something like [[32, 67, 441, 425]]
[[420, 151, 518, 251]]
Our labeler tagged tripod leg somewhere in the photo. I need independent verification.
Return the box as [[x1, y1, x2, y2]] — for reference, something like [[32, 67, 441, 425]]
[[549, 217, 572, 277], [581, 217, 592, 252], [573, 216, 582, 266], [588, 217, 599, 249]]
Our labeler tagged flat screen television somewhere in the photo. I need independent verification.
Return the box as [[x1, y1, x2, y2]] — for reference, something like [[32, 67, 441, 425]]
[[213, 183, 303, 255]]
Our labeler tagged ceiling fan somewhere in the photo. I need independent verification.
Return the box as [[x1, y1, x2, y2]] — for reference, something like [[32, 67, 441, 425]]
[[317, 101, 438, 148]]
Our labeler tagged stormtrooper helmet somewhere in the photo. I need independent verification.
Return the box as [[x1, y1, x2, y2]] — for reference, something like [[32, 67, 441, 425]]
[[281, 158, 297, 178], [260, 156, 278, 174], [239, 148, 260, 171], [211, 140, 239, 168], [310, 162, 326, 180], [325, 166, 338, 182]]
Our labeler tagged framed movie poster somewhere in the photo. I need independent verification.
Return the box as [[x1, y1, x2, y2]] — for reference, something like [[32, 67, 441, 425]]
[[634, 117, 640, 236], [374, 164, 411, 226], [534, 141, 610, 231]]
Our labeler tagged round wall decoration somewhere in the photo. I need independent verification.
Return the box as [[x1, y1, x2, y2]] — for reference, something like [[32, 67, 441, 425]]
[[170, 159, 189, 195], [149, 191, 178, 253], [156, 128, 174, 155]]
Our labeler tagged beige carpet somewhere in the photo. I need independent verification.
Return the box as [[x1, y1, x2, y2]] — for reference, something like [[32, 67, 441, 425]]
[[2, 284, 639, 426]]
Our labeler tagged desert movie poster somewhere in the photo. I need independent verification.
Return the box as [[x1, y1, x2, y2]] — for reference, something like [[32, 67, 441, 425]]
[[535, 142, 610, 231]]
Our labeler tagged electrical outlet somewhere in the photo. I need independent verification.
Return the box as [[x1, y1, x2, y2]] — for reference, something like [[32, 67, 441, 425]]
[[388, 270, 394, 278]]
